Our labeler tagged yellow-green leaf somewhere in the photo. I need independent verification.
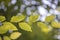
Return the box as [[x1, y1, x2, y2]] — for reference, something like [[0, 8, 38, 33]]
[[0, 22, 18, 34], [3, 22, 18, 31], [29, 15, 39, 22], [41, 27, 52, 34], [45, 15, 55, 22], [0, 36, 2, 40], [4, 36, 11, 40], [10, 32, 22, 39], [0, 26, 8, 34], [37, 22, 51, 33], [51, 21, 60, 28], [37, 22, 48, 28], [19, 22, 32, 32], [11, 15, 25, 22], [0, 16, 6, 22]]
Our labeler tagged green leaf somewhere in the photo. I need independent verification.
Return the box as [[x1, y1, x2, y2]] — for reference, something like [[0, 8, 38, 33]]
[[37, 22, 52, 34], [0, 16, 6, 22], [0, 22, 18, 34], [29, 15, 39, 22], [0, 36, 2, 40], [3, 22, 18, 31], [45, 15, 55, 23], [0, 26, 8, 34], [51, 21, 60, 28], [11, 15, 25, 23], [4, 36, 11, 40], [10, 32, 22, 39], [19, 22, 32, 32], [37, 22, 48, 28]]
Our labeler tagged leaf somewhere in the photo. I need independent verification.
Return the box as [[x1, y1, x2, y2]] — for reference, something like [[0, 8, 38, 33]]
[[0, 26, 8, 34], [19, 22, 32, 32], [0, 36, 2, 40], [4, 36, 11, 40], [0, 16, 6, 22], [29, 15, 39, 22], [0, 22, 18, 34], [51, 21, 60, 28], [37, 22, 51, 33], [45, 15, 55, 23], [11, 15, 25, 23], [3, 22, 18, 31], [10, 32, 22, 39], [37, 22, 48, 28], [41, 27, 52, 34]]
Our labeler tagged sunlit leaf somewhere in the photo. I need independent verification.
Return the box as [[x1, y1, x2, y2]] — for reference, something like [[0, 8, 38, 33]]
[[4, 36, 11, 40], [41, 27, 52, 34], [45, 15, 55, 22], [0, 22, 18, 34], [37, 22, 51, 33], [3, 22, 18, 31], [10, 32, 22, 39], [0, 16, 6, 22], [29, 15, 39, 22], [19, 22, 32, 32], [0, 26, 8, 34], [0, 36, 2, 40], [51, 21, 60, 28], [11, 15, 25, 23], [37, 22, 47, 28]]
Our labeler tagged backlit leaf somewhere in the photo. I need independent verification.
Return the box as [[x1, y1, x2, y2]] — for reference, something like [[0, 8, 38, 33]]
[[0, 22, 18, 34], [0, 26, 8, 34], [45, 15, 55, 22], [3, 22, 18, 31], [41, 27, 52, 34], [19, 22, 32, 32], [37, 22, 47, 28], [11, 15, 25, 23], [10, 32, 22, 39], [0, 16, 6, 22], [51, 21, 60, 28], [29, 15, 39, 22], [4, 36, 11, 40], [37, 22, 51, 33]]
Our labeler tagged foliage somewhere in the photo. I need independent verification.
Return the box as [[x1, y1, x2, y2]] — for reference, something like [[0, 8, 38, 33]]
[[11, 15, 25, 23], [10, 32, 21, 40], [0, 0, 60, 40], [45, 15, 55, 23]]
